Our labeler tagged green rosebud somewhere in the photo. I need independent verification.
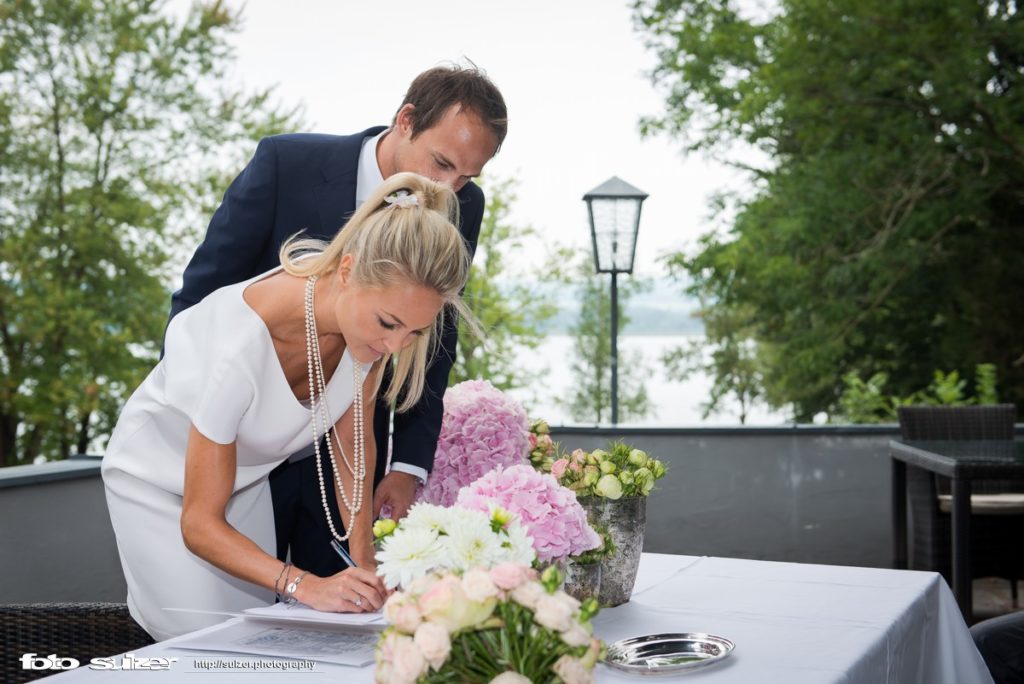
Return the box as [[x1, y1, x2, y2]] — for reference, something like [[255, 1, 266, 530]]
[[618, 470, 634, 486], [634, 466, 652, 485], [590, 448, 608, 461], [541, 565, 563, 593], [651, 459, 667, 479], [373, 518, 397, 539], [599, 460, 617, 475], [532, 419, 550, 435], [628, 449, 649, 467], [595, 473, 624, 499], [641, 477, 655, 496], [578, 597, 600, 622], [583, 468, 600, 487]]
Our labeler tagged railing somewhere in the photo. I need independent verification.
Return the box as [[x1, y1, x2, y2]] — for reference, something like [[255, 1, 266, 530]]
[[7, 424, 1016, 603]]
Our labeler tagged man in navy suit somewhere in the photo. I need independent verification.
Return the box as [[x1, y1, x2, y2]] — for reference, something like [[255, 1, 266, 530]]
[[169, 65, 507, 577]]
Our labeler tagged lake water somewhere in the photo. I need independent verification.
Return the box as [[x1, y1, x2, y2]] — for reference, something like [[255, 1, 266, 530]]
[[502, 334, 790, 427]]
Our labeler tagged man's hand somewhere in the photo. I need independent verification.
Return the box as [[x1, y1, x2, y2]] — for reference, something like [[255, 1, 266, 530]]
[[373, 471, 420, 521]]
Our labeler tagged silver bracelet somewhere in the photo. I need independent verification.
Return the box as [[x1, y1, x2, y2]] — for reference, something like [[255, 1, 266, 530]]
[[284, 571, 309, 605], [274, 562, 291, 602]]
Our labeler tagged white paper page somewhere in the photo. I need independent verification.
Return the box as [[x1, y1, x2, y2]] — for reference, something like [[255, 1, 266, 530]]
[[172, 619, 378, 667], [243, 602, 385, 628]]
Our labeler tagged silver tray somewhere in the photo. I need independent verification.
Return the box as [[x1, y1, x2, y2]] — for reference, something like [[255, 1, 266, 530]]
[[604, 632, 735, 675]]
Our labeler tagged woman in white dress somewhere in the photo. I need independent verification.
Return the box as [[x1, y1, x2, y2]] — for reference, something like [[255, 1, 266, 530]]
[[102, 172, 475, 640]]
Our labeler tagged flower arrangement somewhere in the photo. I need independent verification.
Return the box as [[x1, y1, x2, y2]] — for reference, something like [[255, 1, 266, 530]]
[[419, 380, 530, 507], [375, 565, 604, 684], [456, 464, 601, 565], [552, 442, 668, 499], [527, 418, 557, 469], [374, 503, 535, 589]]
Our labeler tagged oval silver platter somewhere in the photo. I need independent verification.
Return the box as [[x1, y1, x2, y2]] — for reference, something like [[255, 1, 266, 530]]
[[604, 632, 735, 675]]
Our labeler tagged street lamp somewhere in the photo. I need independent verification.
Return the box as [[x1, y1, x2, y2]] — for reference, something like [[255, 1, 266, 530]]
[[583, 176, 648, 425]]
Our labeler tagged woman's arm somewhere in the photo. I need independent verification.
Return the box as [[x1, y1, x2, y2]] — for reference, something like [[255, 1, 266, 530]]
[[179, 426, 384, 612]]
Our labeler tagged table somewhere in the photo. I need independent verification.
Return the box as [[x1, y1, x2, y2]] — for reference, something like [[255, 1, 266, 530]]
[[889, 439, 1024, 619], [47, 553, 990, 683]]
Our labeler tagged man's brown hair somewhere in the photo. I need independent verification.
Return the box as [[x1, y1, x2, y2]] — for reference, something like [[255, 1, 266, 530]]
[[394, 64, 508, 152]]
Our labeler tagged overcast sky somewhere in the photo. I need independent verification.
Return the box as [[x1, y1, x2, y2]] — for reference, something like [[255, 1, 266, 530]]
[[171, 0, 755, 279]]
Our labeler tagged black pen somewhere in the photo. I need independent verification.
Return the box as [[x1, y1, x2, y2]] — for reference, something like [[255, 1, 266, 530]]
[[330, 539, 358, 568]]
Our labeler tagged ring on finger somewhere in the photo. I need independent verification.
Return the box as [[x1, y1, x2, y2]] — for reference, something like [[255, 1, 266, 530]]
[[354, 596, 363, 607]]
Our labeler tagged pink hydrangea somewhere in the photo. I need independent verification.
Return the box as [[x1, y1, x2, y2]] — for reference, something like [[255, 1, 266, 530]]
[[419, 380, 530, 507], [456, 465, 601, 564]]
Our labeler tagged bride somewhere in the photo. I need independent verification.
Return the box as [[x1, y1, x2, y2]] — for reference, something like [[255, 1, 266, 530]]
[[102, 172, 476, 640]]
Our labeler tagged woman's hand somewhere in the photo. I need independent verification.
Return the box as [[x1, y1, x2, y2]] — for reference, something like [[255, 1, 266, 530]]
[[295, 568, 387, 613]]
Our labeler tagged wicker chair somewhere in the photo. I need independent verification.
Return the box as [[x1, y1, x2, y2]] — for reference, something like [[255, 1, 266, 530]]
[[897, 405, 1024, 605], [0, 603, 154, 683]]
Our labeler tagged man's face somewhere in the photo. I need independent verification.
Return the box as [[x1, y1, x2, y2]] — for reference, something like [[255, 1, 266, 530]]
[[384, 104, 498, 192]]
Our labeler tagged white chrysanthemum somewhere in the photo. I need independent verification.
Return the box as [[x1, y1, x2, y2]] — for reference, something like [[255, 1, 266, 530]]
[[376, 527, 446, 589], [500, 521, 538, 566], [442, 510, 506, 571], [403, 503, 457, 536]]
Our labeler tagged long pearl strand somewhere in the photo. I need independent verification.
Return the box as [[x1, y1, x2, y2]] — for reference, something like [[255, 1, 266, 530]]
[[305, 275, 365, 542]]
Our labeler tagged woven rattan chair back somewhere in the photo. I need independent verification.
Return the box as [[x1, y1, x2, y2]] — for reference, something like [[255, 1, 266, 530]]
[[0, 602, 154, 683]]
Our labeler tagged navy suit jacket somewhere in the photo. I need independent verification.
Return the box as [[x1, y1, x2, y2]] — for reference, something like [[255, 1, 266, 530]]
[[169, 129, 485, 576]]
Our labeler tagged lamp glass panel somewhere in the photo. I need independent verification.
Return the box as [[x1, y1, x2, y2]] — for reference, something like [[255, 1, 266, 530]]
[[590, 197, 639, 273]]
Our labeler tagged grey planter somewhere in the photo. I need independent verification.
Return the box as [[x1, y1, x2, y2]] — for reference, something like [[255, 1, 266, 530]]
[[579, 495, 647, 607]]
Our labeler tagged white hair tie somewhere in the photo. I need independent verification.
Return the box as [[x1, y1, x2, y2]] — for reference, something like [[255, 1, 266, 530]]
[[383, 190, 419, 208]]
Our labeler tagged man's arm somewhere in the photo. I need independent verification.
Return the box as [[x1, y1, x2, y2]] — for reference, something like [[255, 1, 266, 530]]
[[169, 137, 280, 321], [373, 184, 486, 518]]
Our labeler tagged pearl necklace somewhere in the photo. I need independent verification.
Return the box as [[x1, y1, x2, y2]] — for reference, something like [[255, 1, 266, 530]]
[[304, 275, 365, 543]]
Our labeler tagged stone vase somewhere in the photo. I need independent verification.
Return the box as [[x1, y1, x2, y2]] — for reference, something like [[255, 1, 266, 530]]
[[563, 559, 602, 603], [579, 495, 647, 607]]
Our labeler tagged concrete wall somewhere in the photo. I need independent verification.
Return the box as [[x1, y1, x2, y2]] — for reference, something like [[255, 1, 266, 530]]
[[0, 425, 917, 602], [552, 426, 899, 568], [0, 458, 127, 602]]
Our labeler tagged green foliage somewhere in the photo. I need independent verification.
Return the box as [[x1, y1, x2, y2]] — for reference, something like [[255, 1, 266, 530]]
[[562, 260, 652, 424], [635, 0, 1024, 420], [836, 363, 1001, 423], [0, 0, 298, 465], [450, 177, 567, 394]]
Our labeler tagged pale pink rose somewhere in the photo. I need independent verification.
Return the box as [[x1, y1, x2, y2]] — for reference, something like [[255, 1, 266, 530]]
[[406, 574, 439, 596], [414, 622, 452, 671], [571, 448, 588, 464], [373, 662, 392, 684], [461, 569, 499, 602], [489, 562, 532, 591], [551, 458, 570, 479], [554, 590, 581, 614], [510, 581, 546, 610], [528, 433, 538, 449], [539, 434, 554, 449], [489, 672, 532, 684], [419, 575, 496, 633], [580, 638, 603, 669], [533, 594, 574, 632], [552, 654, 593, 684], [391, 636, 427, 684], [393, 604, 423, 634], [560, 621, 591, 648], [569, 460, 583, 474]]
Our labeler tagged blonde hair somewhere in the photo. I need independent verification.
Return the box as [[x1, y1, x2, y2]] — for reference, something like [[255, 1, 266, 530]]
[[279, 172, 478, 412]]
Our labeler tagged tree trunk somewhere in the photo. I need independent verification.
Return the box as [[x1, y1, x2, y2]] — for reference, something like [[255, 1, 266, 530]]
[[23, 422, 45, 464], [76, 409, 92, 455], [0, 413, 19, 467]]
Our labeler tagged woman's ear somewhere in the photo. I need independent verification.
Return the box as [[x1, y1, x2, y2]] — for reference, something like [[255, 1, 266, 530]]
[[337, 253, 354, 287]]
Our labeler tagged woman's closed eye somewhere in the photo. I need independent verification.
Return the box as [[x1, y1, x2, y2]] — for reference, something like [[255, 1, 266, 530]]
[[377, 316, 398, 331]]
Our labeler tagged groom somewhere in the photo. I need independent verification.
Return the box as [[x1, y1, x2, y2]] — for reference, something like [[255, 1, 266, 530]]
[[169, 65, 507, 576]]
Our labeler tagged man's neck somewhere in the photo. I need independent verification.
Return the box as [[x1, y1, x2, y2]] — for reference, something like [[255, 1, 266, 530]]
[[375, 128, 396, 179]]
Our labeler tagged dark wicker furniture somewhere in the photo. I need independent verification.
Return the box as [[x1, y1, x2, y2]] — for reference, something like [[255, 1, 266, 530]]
[[891, 404, 1024, 621], [0, 602, 154, 683]]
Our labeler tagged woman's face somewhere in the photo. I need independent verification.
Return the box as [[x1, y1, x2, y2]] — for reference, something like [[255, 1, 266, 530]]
[[334, 262, 443, 365]]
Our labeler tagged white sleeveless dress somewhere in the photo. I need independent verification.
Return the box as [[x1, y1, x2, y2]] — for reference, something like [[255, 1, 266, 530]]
[[102, 268, 364, 640]]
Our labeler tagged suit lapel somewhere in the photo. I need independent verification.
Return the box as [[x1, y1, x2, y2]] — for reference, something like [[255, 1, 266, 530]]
[[313, 126, 387, 237]]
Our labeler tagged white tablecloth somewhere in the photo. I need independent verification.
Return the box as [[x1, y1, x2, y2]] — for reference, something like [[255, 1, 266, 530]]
[[47, 554, 992, 683]]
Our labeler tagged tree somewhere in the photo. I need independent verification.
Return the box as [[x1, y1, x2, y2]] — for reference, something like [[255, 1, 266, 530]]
[[451, 176, 566, 393], [635, 0, 1024, 420], [0, 0, 297, 466], [563, 261, 651, 424]]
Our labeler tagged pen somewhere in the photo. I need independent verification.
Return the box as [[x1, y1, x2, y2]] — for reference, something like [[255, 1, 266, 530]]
[[330, 539, 358, 568]]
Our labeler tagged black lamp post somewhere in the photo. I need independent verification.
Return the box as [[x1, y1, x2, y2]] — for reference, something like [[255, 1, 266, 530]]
[[583, 176, 648, 425]]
